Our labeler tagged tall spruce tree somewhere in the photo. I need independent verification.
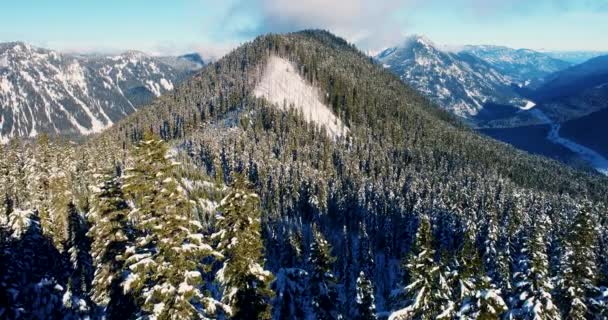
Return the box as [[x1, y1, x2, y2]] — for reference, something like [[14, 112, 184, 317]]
[[557, 201, 599, 319], [63, 202, 94, 316], [215, 175, 274, 320], [389, 215, 444, 320], [122, 134, 221, 319], [88, 169, 136, 318], [509, 211, 560, 320], [308, 224, 341, 320], [355, 271, 377, 320]]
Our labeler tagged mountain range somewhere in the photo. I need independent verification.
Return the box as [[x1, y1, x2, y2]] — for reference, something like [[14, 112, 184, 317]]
[[375, 36, 608, 174], [375, 36, 528, 120], [1, 30, 607, 319], [0, 42, 204, 143]]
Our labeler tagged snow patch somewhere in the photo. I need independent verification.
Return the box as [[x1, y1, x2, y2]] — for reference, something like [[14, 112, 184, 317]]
[[520, 100, 536, 110], [0, 55, 8, 68], [253, 56, 348, 138], [160, 78, 173, 91]]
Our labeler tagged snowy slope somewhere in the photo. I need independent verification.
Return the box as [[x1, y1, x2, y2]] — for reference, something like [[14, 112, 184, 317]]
[[375, 35, 525, 119], [253, 56, 348, 138], [0, 42, 203, 142]]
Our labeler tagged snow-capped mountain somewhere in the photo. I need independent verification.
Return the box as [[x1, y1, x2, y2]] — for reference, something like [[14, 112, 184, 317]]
[[375, 35, 526, 119], [459, 45, 571, 86], [0, 42, 203, 143]]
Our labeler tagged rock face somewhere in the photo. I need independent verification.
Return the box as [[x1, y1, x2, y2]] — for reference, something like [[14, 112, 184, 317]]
[[375, 36, 525, 119], [0, 42, 202, 142]]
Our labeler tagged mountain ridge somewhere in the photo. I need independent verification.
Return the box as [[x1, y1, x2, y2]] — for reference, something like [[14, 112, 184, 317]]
[[0, 42, 204, 142]]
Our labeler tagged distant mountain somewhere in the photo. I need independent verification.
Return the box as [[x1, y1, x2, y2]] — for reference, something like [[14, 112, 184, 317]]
[[544, 51, 608, 64], [158, 52, 205, 71], [534, 55, 608, 121], [0, 42, 203, 142], [460, 45, 571, 87], [375, 35, 527, 120]]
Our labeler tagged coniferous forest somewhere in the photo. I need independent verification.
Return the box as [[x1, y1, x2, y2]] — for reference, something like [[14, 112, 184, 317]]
[[1, 31, 607, 319]]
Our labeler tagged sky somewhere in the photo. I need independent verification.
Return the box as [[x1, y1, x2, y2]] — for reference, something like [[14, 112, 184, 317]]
[[1, 0, 607, 58]]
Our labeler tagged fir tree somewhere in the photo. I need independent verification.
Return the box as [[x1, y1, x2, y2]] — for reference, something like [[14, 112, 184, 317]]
[[87, 169, 136, 318], [389, 215, 444, 320], [355, 271, 377, 320], [308, 224, 341, 320], [557, 201, 598, 319], [63, 202, 94, 316], [123, 134, 220, 319], [215, 175, 274, 320], [508, 212, 560, 319]]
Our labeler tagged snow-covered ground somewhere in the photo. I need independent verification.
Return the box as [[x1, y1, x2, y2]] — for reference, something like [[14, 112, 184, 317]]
[[530, 108, 608, 175], [253, 56, 348, 139]]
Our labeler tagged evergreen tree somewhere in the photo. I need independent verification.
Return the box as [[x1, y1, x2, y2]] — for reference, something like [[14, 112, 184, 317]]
[[87, 169, 136, 318], [63, 202, 94, 316], [308, 224, 341, 320], [355, 271, 377, 320], [557, 201, 598, 319], [215, 175, 274, 320], [122, 134, 220, 319], [389, 215, 444, 320], [508, 212, 560, 319]]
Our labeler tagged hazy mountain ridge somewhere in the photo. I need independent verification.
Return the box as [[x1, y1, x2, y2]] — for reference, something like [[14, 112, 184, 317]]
[[0, 42, 203, 142]]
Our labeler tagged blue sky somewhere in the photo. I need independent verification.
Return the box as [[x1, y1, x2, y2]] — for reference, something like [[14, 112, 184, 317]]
[[1, 0, 606, 58]]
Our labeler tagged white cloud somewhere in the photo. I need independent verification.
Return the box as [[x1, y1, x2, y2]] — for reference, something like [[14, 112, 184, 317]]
[[227, 0, 412, 51]]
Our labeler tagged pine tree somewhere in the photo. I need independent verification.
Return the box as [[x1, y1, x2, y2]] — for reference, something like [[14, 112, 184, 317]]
[[123, 134, 221, 319], [88, 169, 136, 318], [355, 271, 377, 320], [215, 175, 274, 320], [63, 202, 94, 316], [389, 215, 443, 320], [308, 224, 341, 320], [557, 201, 598, 319], [508, 211, 560, 319]]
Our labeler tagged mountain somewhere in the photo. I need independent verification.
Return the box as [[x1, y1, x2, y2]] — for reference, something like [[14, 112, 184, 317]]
[[158, 52, 205, 71], [1, 31, 608, 319], [460, 45, 571, 86], [375, 35, 528, 121], [0, 42, 203, 143], [526, 55, 608, 161], [531, 55, 608, 121], [544, 50, 608, 64]]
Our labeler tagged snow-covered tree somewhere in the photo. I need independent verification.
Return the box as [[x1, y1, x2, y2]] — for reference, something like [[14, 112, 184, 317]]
[[308, 224, 341, 320], [508, 211, 560, 320], [63, 202, 94, 316], [389, 215, 445, 320], [215, 175, 274, 320], [557, 201, 598, 319], [122, 134, 221, 319], [88, 169, 136, 318], [355, 271, 377, 320]]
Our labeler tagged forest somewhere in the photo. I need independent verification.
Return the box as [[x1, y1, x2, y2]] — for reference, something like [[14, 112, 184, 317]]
[[1, 30, 607, 319]]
